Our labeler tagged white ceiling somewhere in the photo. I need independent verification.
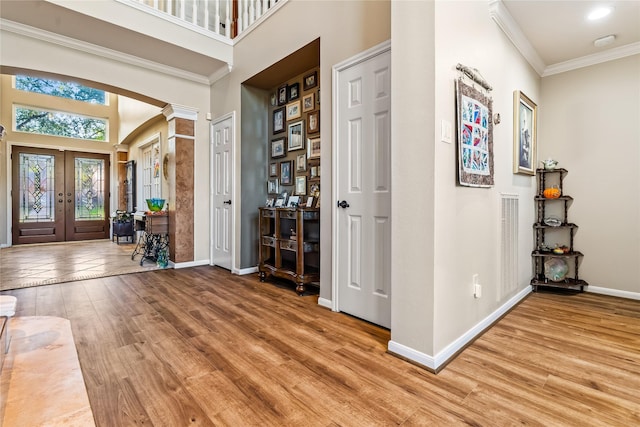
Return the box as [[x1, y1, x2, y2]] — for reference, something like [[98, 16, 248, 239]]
[[1, 1, 639, 81], [497, 0, 640, 75]]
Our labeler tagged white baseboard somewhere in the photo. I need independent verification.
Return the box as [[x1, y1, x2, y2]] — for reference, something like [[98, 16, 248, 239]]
[[387, 340, 437, 370], [173, 259, 210, 269], [587, 286, 640, 300], [233, 266, 258, 275], [388, 285, 532, 372], [317, 297, 332, 310]]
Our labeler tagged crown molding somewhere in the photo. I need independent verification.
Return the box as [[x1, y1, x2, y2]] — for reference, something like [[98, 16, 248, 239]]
[[542, 42, 640, 77], [162, 104, 199, 121], [489, 0, 546, 76], [0, 18, 212, 85]]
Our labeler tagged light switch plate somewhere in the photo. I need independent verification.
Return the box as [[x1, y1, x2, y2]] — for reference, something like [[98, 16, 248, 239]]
[[441, 120, 452, 144]]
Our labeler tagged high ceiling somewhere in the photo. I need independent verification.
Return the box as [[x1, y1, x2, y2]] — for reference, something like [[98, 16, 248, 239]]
[[1, 1, 638, 81], [500, 0, 640, 74]]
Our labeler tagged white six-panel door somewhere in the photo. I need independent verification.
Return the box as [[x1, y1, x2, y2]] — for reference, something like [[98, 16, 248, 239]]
[[334, 43, 391, 328], [211, 113, 234, 270]]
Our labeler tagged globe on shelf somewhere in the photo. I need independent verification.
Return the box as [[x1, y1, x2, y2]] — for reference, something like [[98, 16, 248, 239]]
[[544, 257, 569, 282]]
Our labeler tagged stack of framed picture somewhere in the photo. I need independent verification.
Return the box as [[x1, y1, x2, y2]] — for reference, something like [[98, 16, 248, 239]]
[[267, 68, 321, 208]]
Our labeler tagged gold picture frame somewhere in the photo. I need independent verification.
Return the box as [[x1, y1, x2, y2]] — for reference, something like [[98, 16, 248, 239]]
[[513, 90, 537, 175]]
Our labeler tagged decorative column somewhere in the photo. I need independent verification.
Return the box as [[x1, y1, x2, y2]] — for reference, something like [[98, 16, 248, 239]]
[[162, 104, 198, 264]]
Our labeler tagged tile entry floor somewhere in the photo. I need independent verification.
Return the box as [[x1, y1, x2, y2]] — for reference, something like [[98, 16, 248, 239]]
[[0, 239, 160, 291]]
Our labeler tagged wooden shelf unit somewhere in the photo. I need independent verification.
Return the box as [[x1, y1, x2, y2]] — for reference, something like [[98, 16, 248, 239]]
[[258, 207, 320, 295], [531, 168, 588, 292]]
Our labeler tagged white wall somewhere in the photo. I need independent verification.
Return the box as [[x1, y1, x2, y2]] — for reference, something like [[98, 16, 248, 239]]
[[389, 0, 541, 362], [431, 1, 540, 355], [540, 55, 640, 297], [210, 0, 391, 300]]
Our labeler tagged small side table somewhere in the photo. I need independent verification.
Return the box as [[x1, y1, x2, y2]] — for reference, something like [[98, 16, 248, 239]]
[[112, 218, 135, 244]]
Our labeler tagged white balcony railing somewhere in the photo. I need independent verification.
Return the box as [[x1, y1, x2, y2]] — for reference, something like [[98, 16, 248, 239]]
[[132, 0, 281, 40]]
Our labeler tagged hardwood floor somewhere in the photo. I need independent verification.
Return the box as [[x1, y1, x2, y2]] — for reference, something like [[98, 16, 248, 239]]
[[2, 267, 639, 426]]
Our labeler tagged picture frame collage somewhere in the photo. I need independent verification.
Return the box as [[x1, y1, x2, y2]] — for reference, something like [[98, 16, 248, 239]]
[[268, 68, 320, 208]]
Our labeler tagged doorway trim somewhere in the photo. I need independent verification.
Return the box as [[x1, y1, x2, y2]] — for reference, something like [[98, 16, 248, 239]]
[[5, 141, 115, 247], [331, 40, 392, 314], [209, 111, 236, 272]]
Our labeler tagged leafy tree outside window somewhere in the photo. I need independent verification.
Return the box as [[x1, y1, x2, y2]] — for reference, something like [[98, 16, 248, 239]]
[[15, 75, 107, 105], [15, 106, 107, 141]]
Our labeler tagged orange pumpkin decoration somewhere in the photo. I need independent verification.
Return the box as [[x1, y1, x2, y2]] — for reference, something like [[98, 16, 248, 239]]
[[543, 186, 561, 199]]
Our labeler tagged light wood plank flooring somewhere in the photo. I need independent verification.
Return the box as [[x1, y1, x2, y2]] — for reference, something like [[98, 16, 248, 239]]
[[2, 267, 639, 426]]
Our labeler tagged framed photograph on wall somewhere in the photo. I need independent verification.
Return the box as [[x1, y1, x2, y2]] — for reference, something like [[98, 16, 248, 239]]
[[307, 111, 319, 134], [278, 85, 287, 105], [303, 70, 318, 91], [295, 176, 307, 196], [271, 137, 286, 158], [287, 120, 305, 151], [288, 82, 300, 101], [273, 107, 285, 134], [513, 90, 537, 175], [296, 153, 306, 172], [280, 160, 293, 185], [302, 93, 314, 112], [307, 137, 321, 159], [267, 179, 279, 194], [286, 101, 301, 120], [269, 162, 278, 177]]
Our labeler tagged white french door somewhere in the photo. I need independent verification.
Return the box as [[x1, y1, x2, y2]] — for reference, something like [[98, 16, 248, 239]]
[[210, 112, 235, 270], [334, 42, 392, 328]]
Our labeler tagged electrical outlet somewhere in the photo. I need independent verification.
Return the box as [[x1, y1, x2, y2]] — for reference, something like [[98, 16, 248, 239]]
[[474, 283, 482, 298]]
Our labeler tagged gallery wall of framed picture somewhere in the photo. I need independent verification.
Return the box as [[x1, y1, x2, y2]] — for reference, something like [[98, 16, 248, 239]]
[[267, 67, 320, 208]]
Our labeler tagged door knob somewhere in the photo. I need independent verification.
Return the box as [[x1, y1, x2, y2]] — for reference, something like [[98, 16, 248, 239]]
[[58, 199, 63, 203], [67, 199, 72, 203], [337, 200, 350, 209], [223, 200, 232, 205]]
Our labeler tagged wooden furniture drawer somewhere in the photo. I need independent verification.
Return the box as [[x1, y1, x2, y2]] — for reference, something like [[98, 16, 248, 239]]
[[280, 209, 297, 220], [261, 209, 275, 218]]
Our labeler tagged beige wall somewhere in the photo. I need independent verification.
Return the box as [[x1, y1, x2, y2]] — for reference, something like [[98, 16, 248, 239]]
[[211, 0, 391, 298], [391, 0, 542, 359], [0, 28, 211, 261], [432, 0, 541, 354], [540, 55, 640, 295]]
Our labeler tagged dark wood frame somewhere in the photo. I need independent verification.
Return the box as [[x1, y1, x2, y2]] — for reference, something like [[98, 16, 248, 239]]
[[303, 70, 318, 91], [280, 160, 293, 185], [278, 85, 287, 105], [288, 82, 300, 101], [273, 107, 285, 134]]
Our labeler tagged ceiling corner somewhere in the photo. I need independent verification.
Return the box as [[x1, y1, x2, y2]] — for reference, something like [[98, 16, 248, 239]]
[[489, 0, 547, 76]]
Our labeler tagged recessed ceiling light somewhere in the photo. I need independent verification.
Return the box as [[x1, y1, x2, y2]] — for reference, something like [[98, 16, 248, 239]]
[[588, 6, 613, 21]]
